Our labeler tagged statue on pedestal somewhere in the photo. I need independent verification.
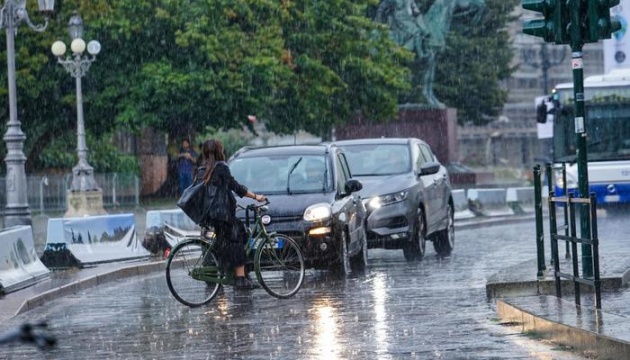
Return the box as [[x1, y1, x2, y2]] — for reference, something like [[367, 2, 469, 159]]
[[376, 0, 485, 108]]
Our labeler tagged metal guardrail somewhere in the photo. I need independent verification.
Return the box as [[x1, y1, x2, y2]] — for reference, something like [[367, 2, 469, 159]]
[[0, 173, 140, 214], [549, 192, 602, 309], [534, 163, 602, 309]]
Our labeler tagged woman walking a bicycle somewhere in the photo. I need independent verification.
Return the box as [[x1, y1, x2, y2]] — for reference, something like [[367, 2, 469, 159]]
[[199, 139, 266, 290]]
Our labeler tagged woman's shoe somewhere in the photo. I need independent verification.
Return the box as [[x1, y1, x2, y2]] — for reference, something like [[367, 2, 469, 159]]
[[234, 276, 260, 290]]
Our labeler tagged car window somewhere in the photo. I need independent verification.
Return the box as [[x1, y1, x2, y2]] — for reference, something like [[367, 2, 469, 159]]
[[415, 143, 429, 167], [339, 144, 411, 176], [420, 144, 436, 163], [335, 153, 350, 191], [229, 154, 332, 194]]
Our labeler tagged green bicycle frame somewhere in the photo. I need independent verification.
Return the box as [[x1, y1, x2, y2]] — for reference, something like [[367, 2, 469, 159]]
[[189, 205, 277, 285]]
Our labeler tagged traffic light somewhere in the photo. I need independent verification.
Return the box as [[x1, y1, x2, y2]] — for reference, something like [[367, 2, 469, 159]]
[[522, 0, 570, 44], [585, 0, 622, 43]]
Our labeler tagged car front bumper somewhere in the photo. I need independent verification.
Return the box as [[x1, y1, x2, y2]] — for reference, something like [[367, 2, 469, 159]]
[[365, 200, 412, 249], [263, 220, 340, 268]]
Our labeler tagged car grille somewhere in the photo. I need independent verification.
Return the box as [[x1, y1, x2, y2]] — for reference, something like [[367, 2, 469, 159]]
[[372, 216, 408, 229]]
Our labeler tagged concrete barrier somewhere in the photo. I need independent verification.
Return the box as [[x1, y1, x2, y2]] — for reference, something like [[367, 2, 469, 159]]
[[467, 188, 514, 217], [40, 214, 150, 268], [0, 226, 50, 294], [452, 189, 475, 220], [506, 187, 536, 214], [144, 209, 200, 250]]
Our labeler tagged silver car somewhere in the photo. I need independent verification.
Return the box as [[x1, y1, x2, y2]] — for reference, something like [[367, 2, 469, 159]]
[[333, 138, 454, 261]]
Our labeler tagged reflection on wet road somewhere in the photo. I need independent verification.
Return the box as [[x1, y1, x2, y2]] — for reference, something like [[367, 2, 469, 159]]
[[3, 218, 620, 359]]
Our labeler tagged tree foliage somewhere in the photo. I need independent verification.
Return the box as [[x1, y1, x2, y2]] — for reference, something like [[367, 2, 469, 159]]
[[0, 0, 515, 175], [434, 0, 518, 125]]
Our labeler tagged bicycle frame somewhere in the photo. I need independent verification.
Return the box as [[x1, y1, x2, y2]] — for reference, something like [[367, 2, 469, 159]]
[[166, 199, 305, 305], [189, 202, 274, 285]]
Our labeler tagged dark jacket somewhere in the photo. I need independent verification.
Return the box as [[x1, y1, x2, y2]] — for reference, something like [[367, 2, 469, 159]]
[[202, 162, 248, 224]]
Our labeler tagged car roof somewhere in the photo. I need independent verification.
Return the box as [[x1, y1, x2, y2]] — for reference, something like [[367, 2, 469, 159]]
[[332, 137, 415, 146], [231, 144, 334, 159]]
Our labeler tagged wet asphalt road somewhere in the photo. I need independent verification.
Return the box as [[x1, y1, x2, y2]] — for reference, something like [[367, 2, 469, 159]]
[[3, 217, 628, 360]]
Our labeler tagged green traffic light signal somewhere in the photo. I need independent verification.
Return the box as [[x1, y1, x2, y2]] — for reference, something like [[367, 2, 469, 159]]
[[522, 0, 569, 44], [586, 0, 621, 42]]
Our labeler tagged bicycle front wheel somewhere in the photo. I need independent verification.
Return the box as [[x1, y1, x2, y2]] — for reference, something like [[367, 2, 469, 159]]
[[254, 234, 305, 299], [165, 238, 222, 307]]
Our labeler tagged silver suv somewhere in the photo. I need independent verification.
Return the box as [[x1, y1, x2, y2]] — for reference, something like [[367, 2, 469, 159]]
[[334, 138, 454, 260]]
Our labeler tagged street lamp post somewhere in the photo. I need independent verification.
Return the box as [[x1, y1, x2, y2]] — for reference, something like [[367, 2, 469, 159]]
[[51, 12, 106, 217], [1, 0, 54, 227]]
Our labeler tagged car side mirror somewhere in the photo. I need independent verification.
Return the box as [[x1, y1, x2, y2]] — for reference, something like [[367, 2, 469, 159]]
[[419, 162, 440, 176], [344, 179, 363, 194]]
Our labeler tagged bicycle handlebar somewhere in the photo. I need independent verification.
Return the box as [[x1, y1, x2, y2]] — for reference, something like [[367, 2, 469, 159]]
[[237, 198, 270, 211], [0, 322, 56, 350], [237, 199, 270, 228]]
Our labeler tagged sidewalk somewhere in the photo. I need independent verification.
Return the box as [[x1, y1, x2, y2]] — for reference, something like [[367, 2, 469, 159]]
[[487, 252, 630, 358], [0, 258, 166, 323]]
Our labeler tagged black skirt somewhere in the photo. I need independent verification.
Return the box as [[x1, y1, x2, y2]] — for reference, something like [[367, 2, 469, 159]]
[[211, 218, 248, 270]]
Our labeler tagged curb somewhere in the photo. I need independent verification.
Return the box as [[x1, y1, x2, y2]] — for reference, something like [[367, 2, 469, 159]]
[[14, 260, 166, 317], [497, 296, 630, 358], [486, 259, 630, 301]]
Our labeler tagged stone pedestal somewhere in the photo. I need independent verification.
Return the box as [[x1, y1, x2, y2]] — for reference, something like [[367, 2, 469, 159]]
[[64, 190, 108, 218], [335, 105, 458, 164]]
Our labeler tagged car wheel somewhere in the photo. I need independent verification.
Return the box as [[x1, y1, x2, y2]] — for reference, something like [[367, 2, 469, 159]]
[[332, 230, 352, 276], [350, 230, 368, 273], [433, 202, 454, 256], [403, 207, 426, 262]]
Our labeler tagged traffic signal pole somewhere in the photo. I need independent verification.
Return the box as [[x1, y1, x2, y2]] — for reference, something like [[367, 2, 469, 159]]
[[568, 0, 593, 278], [523, 0, 620, 278]]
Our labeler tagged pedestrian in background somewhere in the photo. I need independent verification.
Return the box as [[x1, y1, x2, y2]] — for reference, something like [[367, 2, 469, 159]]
[[177, 138, 197, 196]]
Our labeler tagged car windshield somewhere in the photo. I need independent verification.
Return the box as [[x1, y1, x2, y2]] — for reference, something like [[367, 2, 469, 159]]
[[339, 144, 411, 176], [229, 154, 332, 194]]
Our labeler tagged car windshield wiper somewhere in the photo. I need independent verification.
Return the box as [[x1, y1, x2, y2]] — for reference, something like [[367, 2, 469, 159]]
[[321, 163, 328, 192], [286, 157, 302, 195]]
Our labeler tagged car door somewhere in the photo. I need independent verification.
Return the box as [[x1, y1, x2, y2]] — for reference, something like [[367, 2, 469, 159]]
[[419, 142, 449, 230], [333, 152, 363, 255], [414, 141, 441, 234]]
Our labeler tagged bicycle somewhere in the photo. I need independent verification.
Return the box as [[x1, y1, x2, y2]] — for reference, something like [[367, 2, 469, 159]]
[[165, 199, 306, 307], [0, 322, 56, 350]]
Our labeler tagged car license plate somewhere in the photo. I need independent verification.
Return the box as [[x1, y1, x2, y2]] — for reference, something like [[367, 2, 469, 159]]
[[604, 195, 620, 203], [249, 238, 284, 249]]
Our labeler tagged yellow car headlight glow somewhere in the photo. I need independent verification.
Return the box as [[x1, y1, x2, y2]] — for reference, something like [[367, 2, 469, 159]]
[[303, 203, 332, 221], [367, 190, 408, 209]]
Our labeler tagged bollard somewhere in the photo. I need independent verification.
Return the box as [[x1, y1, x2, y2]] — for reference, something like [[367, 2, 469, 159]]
[[134, 176, 140, 207], [39, 176, 48, 214], [112, 173, 118, 206], [533, 165, 545, 278]]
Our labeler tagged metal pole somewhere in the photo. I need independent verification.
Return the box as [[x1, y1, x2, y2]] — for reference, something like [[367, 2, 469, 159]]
[[534, 164, 545, 278], [3, 0, 30, 226], [69, 59, 99, 192], [569, 0, 593, 278], [2, 0, 52, 226]]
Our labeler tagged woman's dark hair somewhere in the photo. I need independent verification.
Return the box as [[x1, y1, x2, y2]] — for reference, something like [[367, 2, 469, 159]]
[[201, 139, 226, 184]]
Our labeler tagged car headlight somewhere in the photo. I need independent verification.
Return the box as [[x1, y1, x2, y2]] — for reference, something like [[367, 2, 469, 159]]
[[367, 190, 408, 209], [303, 203, 332, 221]]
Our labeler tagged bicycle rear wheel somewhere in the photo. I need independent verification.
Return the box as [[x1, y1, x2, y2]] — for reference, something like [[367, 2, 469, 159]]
[[254, 234, 305, 299], [165, 238, 222, 307]]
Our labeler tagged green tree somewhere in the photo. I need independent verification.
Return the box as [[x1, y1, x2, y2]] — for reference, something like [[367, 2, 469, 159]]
[[270, 0, 413, 139], [434, 0, 518, 125]]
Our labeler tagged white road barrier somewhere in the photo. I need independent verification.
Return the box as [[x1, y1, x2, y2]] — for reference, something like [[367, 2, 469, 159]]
[[467, 188, 514, 217], [506, 187, 536, 214], [452, 189, 475, 220], [145, 209, 200, 249], [41, 214, 149, 268], [0, 226, 50, 294]]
